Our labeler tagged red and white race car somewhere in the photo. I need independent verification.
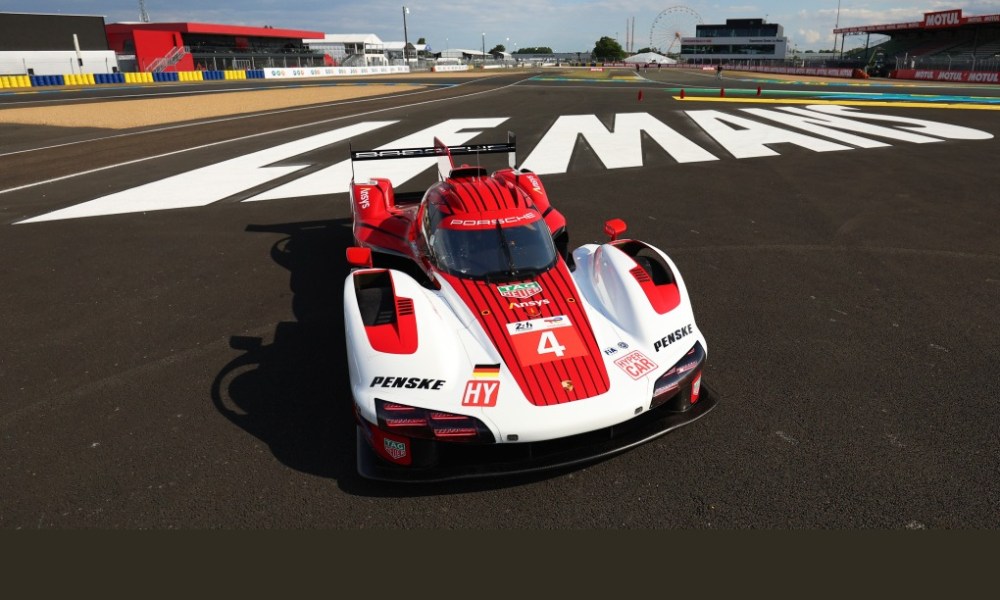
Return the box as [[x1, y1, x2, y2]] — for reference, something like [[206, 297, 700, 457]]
[[344, 135, 716, 481]]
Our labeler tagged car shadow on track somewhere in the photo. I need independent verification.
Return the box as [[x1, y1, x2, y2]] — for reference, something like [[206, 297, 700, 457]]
[[210, 218, 360, 485], [209, 217, 598, 497]]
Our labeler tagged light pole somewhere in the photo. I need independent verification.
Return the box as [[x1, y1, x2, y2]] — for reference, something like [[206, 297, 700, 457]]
[[402, 6, 410, 64], [835, 0, 842, 60], [482, 32, 486, 63]]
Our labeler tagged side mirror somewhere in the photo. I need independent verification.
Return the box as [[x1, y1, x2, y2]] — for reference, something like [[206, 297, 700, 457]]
[[604, 218, 627, 242], [346, 246, 373, 268]]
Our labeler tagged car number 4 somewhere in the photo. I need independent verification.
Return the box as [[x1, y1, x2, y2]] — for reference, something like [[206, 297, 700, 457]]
[[537, 330, 567, 357]]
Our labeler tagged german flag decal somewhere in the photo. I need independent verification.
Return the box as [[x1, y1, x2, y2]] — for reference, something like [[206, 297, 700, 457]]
[[472, 364, 501, 379]]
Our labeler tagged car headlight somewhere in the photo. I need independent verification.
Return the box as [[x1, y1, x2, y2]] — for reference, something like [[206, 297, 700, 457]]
[[651, 341, 705, 410]]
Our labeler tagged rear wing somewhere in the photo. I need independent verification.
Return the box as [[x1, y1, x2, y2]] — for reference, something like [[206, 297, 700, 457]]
[[350, 132, 517, 181]]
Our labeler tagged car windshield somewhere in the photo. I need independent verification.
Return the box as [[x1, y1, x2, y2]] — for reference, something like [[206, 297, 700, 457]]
[[431, 220, 557, 280]]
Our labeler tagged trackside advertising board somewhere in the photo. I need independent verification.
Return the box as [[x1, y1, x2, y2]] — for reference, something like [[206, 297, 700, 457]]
[[263, 66, 410, 79], [893, 69, 1000, 83]]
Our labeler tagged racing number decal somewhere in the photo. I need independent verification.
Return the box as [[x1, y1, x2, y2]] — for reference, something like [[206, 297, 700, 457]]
[[511, 326, 587, 366], [537, 331, 566, 357]]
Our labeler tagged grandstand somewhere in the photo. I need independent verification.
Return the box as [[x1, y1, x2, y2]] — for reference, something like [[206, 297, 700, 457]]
[[835, 8, 1000, 75]]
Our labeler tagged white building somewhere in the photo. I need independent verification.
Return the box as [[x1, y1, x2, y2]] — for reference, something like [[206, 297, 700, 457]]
[[680, 18, 788, 62], [303, 34, 387, 66]]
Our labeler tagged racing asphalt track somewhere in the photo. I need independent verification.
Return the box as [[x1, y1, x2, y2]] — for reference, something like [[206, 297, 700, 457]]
[[1, 68, 998, 529]]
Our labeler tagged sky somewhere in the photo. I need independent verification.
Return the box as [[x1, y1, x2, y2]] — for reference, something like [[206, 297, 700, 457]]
[[5, 0, 1000, 52]]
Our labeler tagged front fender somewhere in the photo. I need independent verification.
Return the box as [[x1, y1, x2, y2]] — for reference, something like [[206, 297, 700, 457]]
[[343, 268, 470, 424], [571, 242, 701, 351]]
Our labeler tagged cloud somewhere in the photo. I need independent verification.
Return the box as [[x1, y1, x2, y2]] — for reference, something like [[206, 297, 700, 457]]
[[797, 29, 822, 45]]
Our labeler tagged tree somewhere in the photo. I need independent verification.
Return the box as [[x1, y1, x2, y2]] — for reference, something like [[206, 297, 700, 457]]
[[635, 47, 655, 54], [489, 44, 506, 54], [592, 36, 625, 61], [515, 46, 553, 54], [417, 37, 426, 44]]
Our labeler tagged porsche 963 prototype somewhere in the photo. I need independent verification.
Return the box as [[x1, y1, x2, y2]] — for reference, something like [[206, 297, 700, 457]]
[[343, 134, 717, 481]]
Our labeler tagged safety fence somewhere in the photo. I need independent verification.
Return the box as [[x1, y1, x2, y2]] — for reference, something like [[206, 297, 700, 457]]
[[0, 65, 401, 89]]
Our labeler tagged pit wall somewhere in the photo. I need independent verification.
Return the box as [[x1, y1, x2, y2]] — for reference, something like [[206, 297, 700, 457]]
[[0, 65, 411, 89], [727, 65, 858, 78]]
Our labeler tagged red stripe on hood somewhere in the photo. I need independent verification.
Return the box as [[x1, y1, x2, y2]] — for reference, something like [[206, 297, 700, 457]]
[[440, 261, 610, 406]]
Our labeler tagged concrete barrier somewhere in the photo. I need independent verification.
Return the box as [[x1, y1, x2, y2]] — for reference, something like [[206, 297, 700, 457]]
[[4, 66, 411, 89], [29, 74, 65, 86], [1, 75, 32, 88]]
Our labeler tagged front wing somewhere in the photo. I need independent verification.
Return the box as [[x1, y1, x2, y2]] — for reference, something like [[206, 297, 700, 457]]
[[356, 384, 718, 482]]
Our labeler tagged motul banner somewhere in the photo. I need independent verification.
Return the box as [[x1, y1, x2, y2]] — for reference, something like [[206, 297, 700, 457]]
[[924, 10, 963, 28], [893, 69, 1000, 83]]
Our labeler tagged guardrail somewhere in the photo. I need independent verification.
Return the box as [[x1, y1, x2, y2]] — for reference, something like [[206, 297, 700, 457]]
[[0, 66, 408, 89]]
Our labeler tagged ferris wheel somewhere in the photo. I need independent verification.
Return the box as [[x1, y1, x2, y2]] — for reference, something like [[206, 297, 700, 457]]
[[649, 6, 704, 56]]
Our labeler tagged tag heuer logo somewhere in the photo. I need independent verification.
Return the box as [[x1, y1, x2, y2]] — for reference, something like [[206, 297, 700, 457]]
[[384, 438, 407, 460], [497, 282, 542, 299]]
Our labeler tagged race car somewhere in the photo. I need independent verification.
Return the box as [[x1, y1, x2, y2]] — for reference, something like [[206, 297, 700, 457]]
[[344, 134, 717, 482]]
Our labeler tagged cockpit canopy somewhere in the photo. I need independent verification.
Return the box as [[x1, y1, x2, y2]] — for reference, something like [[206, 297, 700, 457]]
[[421, 184, 557, 280]]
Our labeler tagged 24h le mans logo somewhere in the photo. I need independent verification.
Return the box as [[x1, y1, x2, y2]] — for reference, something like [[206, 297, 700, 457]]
[[497, 282, 542, 299]]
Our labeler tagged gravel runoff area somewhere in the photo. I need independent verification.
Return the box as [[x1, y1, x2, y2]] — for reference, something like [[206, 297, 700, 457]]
[[0, 69, 514, 130], [0, 83, 423, 129]]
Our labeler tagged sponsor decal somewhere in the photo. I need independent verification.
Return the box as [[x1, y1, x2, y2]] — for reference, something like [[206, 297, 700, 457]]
[[462, 380, 499, 407], [508, 299, 550, 310], [497, 282, 542, 299], [384, 438, 407, 460], [653, 325, 694, 352], [463, 364, 500, 407], [353, 143, 514, 160], [472, 364, 501, 379], [512, 320, 534, 333], [614, 350, 659, 380], [525, 175, 542, 192], [561, 380, 574, 392], [603, 341, 630, 356], [449, 212, 536, 228], [370, 376, 446, 390], [358, 187, 370, 209], [506, 315, 569, 335]]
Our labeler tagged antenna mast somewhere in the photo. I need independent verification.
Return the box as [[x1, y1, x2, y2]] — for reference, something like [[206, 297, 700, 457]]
[[139, 0, 150, 23]]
